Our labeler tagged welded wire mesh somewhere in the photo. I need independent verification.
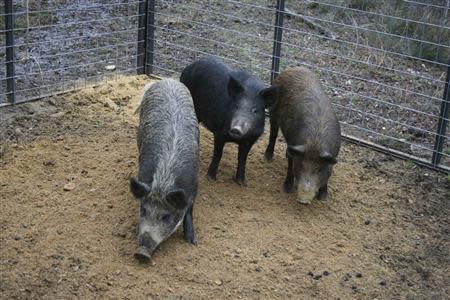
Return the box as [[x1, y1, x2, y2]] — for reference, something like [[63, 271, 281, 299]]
[[1, 0, 449, 171], [147, 0, 450, 171], [0, 0, 144, 105]]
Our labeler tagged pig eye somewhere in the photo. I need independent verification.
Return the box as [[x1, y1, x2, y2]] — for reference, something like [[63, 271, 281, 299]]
[[252, 107, 258, 114], [140, 205, 148, 217], [161, 214, 171, 223]]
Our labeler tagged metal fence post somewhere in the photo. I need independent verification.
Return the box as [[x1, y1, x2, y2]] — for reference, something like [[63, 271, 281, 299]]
[[137, 0, 149, 75], [431, 60, 450, 166], [136, 0, 155, 75], [146, 0, 156, 75], [270, 0, 285, 84], [5, 0, 16, 104]]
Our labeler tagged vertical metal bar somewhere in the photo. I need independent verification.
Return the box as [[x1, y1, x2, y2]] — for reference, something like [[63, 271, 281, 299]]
[[5, 0, 16, 104], [137, 0, 149, 75], [431, 60, 450, 166], [146, 0, 156, 75], [270, 0, 285, 84]]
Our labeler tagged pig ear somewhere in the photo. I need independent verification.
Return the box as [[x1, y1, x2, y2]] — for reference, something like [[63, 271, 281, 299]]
[[320, 151, 337, 164], [287, 144, 306, 156], [228, 75, 243, 96], [130, 177, 151, 199], [166, 190, 188, 209], [260, 86, 278, 108]]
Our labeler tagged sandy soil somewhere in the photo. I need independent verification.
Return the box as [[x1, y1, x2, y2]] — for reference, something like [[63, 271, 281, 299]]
[[1, 75, 449, 299]]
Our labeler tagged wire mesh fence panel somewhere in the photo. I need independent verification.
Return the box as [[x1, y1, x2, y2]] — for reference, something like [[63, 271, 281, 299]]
[[1, 0, 449, 171], [0, 0, 145, 105], [148, 0, 449, 171], [149, 0, 276, 80]]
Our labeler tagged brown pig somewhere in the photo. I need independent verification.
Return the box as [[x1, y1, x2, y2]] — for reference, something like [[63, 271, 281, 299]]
[[265, 67, 341, 204]]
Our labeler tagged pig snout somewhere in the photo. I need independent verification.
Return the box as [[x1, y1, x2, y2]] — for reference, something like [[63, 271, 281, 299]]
[[134, 232, 158, 263], [229, 119, 250, 139], [229, 126, 243, 138], [297, 180, 316, 205]]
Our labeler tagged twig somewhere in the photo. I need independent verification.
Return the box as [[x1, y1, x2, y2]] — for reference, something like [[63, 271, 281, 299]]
[[285, 7, 337, 40]]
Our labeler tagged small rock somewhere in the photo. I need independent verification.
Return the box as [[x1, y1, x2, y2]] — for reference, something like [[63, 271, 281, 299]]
[[50, 112, 65, 118], [105, 65, 116, 71], [64, 145, 71, 151], [14, 235, 22, 241], [307, 271, 314, 277], [14, 128, 23, 136], [214, 280, 223, 286], [255, 266, 262, 272], [364, 220, 371, 225], [48, 99, 57, 106], [57, 229, 63, 235], [355, 273, 362, 278], [104, 99, 118, 110], [323, 271, 330, 276], [108, 204, 114, 209], [43, 160, 56, 166], [63, 182, 76, 191], [379, 280, 387, 286], [344, 273, 352, 281]]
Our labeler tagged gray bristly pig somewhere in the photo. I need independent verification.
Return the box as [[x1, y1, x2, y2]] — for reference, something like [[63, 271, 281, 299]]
[[265, 67, 341, 204], [130, 78, 199, 262]]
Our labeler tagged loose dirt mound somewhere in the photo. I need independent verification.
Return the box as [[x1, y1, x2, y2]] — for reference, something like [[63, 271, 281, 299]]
[[1, 76, 449, 299]]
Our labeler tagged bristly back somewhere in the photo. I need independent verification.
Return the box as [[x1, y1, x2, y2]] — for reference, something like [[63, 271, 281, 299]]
[[137, 78, 199, 199], [274, 67, 341, 155]]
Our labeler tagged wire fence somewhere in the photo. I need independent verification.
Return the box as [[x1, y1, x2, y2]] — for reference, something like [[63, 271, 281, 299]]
[[1, 0, 449, 172], [0, 0, 144, 105]]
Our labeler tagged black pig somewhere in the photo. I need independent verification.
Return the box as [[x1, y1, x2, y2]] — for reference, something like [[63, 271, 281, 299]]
[[265, 67, 341, 204], [130, 78, 199, 262], [180, 56, 276, 185]]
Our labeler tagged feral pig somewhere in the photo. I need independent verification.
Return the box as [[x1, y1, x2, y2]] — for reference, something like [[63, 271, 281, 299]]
[[180, 56, 276, 186], [130, 78, 199, 262], [265, 67, 341, 204]]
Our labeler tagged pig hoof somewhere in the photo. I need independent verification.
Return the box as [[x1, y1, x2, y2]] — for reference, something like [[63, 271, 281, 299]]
[[233, 176, 247, 186], [184, 231, 198, 246], [317, 191, 328, 201], [134, 247, 151, 263], [206, 173, 217, 181], [264, 151, 274, 161], [283, 182, 294, 193], [186, 236, 198, 246]]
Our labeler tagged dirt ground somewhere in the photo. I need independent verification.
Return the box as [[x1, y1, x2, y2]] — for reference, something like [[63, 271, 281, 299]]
[[1, 76, 449, 299]]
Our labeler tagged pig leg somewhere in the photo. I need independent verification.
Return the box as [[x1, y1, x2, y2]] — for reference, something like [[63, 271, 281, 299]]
[[183, 205, 197, 245], [234, 141, 252, 186], [265, 117, 279, 161], [283, 156, 294, 193], [207, 134, 225, 180], [317, 184, 328, 200]]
